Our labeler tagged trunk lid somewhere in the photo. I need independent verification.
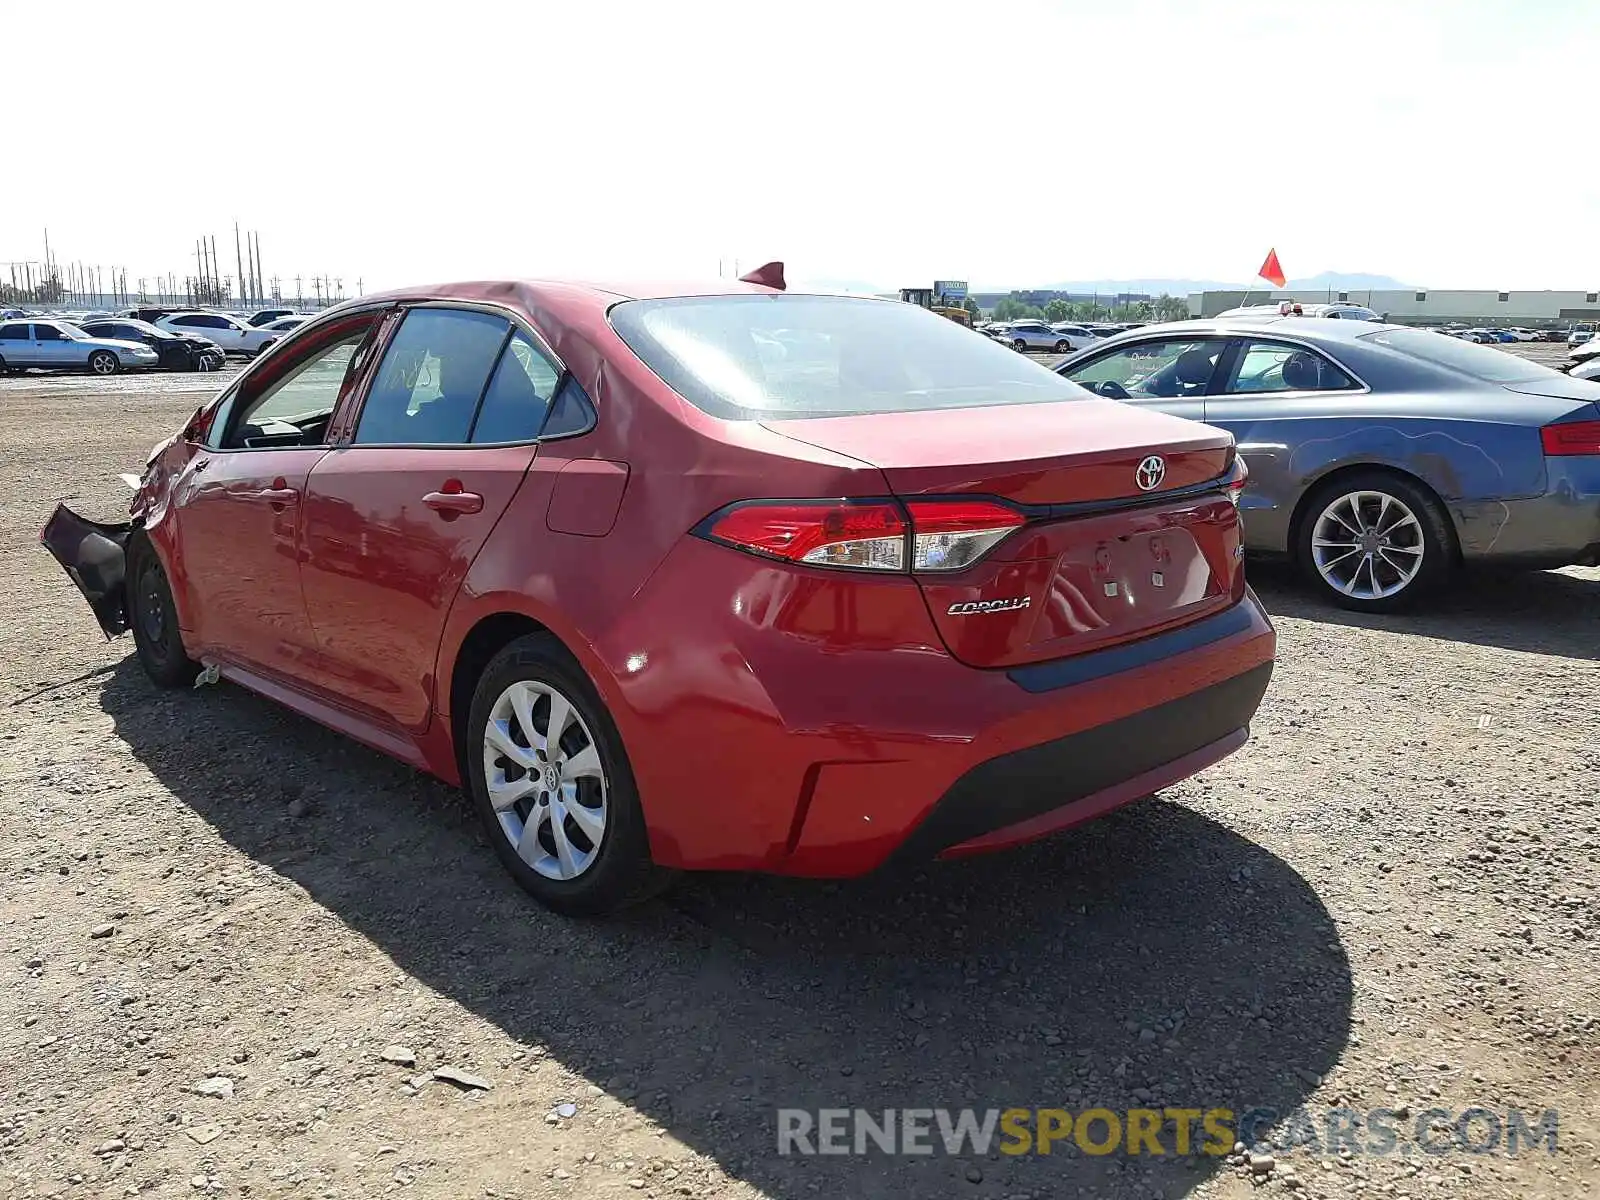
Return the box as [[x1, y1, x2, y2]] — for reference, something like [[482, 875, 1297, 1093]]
[[763, 400, 1245, 668]]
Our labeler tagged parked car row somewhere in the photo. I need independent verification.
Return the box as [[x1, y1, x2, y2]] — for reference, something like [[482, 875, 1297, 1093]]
[[0, 306, 314, 375]]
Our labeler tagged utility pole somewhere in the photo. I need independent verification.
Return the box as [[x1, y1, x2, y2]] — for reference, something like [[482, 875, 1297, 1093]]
[[294, 274, 303, 307], [252, 232, 263, 308], [235, 223, 246, 309]]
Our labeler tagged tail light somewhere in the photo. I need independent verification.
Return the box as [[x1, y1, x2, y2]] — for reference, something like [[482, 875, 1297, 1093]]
[[1224, 455, 1249, 507], [698, 498, 1026, 573], [1540, 420, 1600, 456]]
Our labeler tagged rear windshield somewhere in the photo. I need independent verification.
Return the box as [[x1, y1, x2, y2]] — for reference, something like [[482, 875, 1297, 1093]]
[[1362, 327, 1555, 383], [608, 294, 1086, 419]]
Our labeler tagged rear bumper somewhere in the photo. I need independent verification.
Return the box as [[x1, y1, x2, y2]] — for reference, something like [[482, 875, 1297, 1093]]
[[1454, 459, 1600, 567], [591, 535, 1277, 876], [894, 660, 1271, 863]]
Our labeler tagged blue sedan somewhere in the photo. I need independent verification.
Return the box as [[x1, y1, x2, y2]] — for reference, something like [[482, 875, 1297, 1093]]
[[1056, 317, 1600, 612]]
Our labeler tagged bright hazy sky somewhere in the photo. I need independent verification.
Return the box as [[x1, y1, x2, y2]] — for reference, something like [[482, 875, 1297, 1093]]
[[7, 0, 1596, 295]]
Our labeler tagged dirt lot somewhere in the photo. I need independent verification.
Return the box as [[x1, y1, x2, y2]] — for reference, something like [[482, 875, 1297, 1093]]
[[2, 347, 1598, 1200]]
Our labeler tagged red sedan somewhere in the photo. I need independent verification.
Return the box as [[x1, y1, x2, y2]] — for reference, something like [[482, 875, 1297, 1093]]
[[44, 268, 1275, 914]]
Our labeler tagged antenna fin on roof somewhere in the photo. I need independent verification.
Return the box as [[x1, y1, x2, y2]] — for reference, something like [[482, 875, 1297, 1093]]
[[738, 261, 785, 290]]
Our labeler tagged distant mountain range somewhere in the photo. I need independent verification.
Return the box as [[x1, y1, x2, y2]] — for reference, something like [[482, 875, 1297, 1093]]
[[789, 272, 1418, 297], [982, 272, 1417, 296]]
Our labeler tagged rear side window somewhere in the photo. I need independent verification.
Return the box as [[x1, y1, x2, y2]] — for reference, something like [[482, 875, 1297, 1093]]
[[609, 295, 1084, 420], [1363, 327, 1555, 383], [355, 308, 509, 445], [470, 332, 561, 443], [0, 323, 29, 340], [1222, 341, 1356, 394]]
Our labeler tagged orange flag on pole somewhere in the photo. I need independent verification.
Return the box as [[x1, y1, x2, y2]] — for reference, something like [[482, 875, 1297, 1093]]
[[1258, 248, 1287, 289]]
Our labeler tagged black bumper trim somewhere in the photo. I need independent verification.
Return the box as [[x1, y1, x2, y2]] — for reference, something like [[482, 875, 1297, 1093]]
[[893, 660, 1274, 862], [1007, 600, 1256, 694]]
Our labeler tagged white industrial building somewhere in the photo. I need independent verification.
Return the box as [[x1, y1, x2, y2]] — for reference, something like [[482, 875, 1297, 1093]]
[[1188, 288, 1600, 327]]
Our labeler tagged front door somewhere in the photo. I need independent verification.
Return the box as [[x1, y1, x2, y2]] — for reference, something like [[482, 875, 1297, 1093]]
[[299, 306, 561, 732], [31, 323, 77, 367], [170, 315, 383, 678], [174, 447, 326, 672]]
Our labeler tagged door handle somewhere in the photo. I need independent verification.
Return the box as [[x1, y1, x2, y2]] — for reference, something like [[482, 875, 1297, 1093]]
[[423, 489, 484, 515], [258, 488, 300, 507]]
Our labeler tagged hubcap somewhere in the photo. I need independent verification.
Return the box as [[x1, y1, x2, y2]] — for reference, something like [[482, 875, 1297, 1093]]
[[93, 355, 113, 374], [137, 563, 168, 649], [482, 680, 608, 881], [1311, 489, 1425, 600]]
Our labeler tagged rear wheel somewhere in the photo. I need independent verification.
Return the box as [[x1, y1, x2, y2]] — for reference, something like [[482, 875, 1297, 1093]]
[[1295, 471, 1454, 613], [89, 350, 119, 376], [466, 634, 668, 915], [1012, 338, 1027, 352], [127, 534, 200, 687], [1053, 339, 1070, 353]]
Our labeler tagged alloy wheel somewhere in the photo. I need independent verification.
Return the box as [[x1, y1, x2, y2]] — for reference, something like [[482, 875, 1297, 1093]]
[[481, 679, 608, 881], [91, 353, 116, 375], [1311, 489, 1425, 600]]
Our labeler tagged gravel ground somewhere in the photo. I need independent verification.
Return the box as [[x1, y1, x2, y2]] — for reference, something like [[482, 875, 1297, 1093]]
[[1, 347, 1597, 1200]]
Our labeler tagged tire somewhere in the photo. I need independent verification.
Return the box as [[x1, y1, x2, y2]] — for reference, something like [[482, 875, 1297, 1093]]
[[1294, 471, 1455, 614], [1012, 338, 1028, 353], [126, 534, 201, 687], [255, 340, 276, 357], [1053, 340, 1070, 353], [0, 353, 8, 375], [89, 350, 119, 376], [466, 633, 669, 915]]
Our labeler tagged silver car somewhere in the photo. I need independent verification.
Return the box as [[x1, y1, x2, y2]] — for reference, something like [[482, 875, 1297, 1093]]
[[0, 319, 159, 375], [996, 320, 1074, 352]]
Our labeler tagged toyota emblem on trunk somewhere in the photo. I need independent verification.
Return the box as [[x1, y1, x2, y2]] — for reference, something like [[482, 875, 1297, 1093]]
[[1135, 455, 1166, 491]]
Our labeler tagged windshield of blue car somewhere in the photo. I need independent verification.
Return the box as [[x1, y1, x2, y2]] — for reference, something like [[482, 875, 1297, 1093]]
[[1362, 328, 1556, 383], [610, 295, 1089, 419]]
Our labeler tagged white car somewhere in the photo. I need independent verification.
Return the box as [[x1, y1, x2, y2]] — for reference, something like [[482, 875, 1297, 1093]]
[[1215, 301, 1382, 322], [1047, 323, 1105, 351], [154, 311, 280, 356], [261, 315, 311, 336], [995, 320, 1075, 352]]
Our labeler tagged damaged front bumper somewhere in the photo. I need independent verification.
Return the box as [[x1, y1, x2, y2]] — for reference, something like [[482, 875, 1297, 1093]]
[[40, 504, 132, 638]]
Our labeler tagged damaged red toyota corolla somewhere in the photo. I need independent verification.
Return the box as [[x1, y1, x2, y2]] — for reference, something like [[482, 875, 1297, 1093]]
[[43, 266, 1275, 914]]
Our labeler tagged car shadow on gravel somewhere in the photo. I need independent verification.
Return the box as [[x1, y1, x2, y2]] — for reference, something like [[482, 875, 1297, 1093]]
[[1251, 564, 1600, 660], [100, 658, 1352, 1200]]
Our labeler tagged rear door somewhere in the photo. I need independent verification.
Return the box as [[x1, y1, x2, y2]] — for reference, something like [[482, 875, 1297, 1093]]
[[0, 321, 35, 365], [297, 305, 562, 732]]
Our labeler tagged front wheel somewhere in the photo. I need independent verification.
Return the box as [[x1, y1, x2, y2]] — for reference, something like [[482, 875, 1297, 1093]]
[[466, 634, 669, 915], [127, 535, 201, 687], [1295, 472, 1454, 613], [89, 350, 119, 376]]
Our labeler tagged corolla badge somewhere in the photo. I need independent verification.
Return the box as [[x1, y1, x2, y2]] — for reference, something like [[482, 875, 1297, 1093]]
[[948, 597, 1031, 615], [1135, 455, 1166, 491]]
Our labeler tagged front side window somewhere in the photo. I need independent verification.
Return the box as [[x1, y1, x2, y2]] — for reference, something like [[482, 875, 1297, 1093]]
[[355, 308, 509, 445], [224, 332, 370, 448], [610, 295, 1084, 420], [470, 332, 562, 443], [34, 324, 63, 342], [1222, 341, 1356, 394], [1065, 338, 1225, 400]]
